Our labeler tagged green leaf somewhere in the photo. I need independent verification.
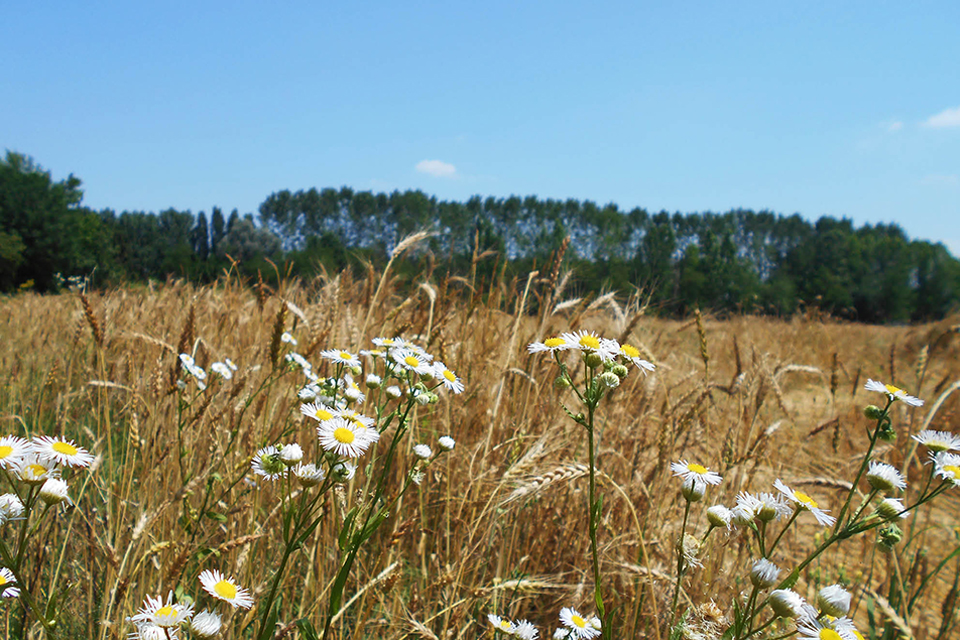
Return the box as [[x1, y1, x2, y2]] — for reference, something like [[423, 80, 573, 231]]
[[296, 618, 320, 640], [339, 507, 359, 550], [781, 568, 800, 590], [205, 510, 227, 522]]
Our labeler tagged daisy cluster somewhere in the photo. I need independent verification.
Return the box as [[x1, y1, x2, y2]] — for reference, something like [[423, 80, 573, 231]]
[[0, 435, 95, 510], [528, 330, 655, 374], [487, 607, 602, 639], [178, 354, 237, 392], [127, 569, 253, 639], [766, 583, 862, 640], [251, 337, 460, 485]]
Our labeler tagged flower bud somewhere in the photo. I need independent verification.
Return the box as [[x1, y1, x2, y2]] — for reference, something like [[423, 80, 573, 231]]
[[599, 371, 620, 389], [438, 436, 455, 451], [40, 478, 70, 506], [415, 392, 431, 406], [349, 365, 363, 377], [385, 385, 402, 399], [279, 443, 303, 465], [612, 364, 629, 379], [876, 498, 908, 521], [817, 584, 851, 618], [863, 405, 885, 420], [583, 352, 603, 369], [706, 505, 732, 528], [750, 558, 781, 589], [769, 589, 805, 619], [554, 375, 571, 389], [365, 374, 382, 389], [878, 524, 903, 551]]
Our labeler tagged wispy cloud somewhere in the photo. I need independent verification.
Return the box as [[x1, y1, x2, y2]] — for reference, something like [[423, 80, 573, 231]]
[[885, 120, 903, 132], [415, 159, 457, 178], [922, 106, 960, 128], [920, 174, 959, 186]]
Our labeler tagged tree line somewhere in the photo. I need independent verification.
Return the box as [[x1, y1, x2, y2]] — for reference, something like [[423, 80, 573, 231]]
[[2, 150, 959, 322]]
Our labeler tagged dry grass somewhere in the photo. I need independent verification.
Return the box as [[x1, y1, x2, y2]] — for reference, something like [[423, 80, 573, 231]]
[[1, 268, 959, 640]]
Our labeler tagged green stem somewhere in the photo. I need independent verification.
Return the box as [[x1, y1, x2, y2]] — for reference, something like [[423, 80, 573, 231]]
[[832, 398, 892, 536], [586, 403, 606, 630], [670, 500, 692, 624]]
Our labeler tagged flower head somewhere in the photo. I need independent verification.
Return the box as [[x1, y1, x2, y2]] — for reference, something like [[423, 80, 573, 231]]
[[17, 454, 56, 485], [527, 337, 570, 354], [320, 349, 361, 368], [199, 569, 254, 609], [866, 461, 906, 493], [769, 589, 807, 619], [251, 446, 286, 480], [210, 361, 233, 379], [912, 430, 960, 453], [130, 592, 194, 627], [876, 497, 909, 520], [433, 363, 464, 394], [559, 607, 600, 639], [615, 342, 656, 372], [706, 504, 732, 528], [293, 463, 326, 487], [189, 609, 223, 639], [301, 402, 336, 423], [750, 558, 781, 588], [438, 436, 456, 451], [817, 584, 852, 618], [40, 477, 71, 506], [318, 417, 373, 459], [514, 620, 539, 640], [0, 436, 31, 469], [33, 435, 95, 468], [280, 332, 297, 345], [933, 452, 960, 486], [413, 444, 433, 459], [670, 460, 722, 485], [0, 494, 25, 524], [864, 379, 923, 406], [0, 567, 19, 598], [488, 613, 515, 634], [774, 479, 836, 526]]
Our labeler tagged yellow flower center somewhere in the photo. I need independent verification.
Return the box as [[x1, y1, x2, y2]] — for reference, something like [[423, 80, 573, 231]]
[[333, 427, 355, 444], [884, 384, 903, 395], [339, 351, 352, 359], [944, 465, 960, 478], [620, 344, 640, 358], [579, 335, 600, 349], [443, 370, 456, 382], [26, 464, 47, 478], [852, 631, 865, 640], [687, 463, 707, 475], [155, 605, 175, 617], [404, 355, 420, 367], [0, 446, 12, 459], [214, 579, 237, 600], [52, 441, 78, 456], [314, 408, 333, 421], [794, 491, 819, 509], [0, 575, 6, 585], [544, 337, 565, 348], [572, 614, 586, 628], [499, 621, 511, 630], [818, 629, 842, 640]]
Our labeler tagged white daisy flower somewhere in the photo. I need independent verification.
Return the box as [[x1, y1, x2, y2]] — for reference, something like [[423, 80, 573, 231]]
[[365, 373, 382, 388], [130, 592, 194, 627], [0, 494, 25, 523], [0, 436, 31, 469], [385, 385, 402, 399], [320, 349, 361, 368], [681, 476, 706, 502], [280, 332, 297, 345], [817, 584, 852, 618], [300, 402, 336, 423], [615, 342, 656, 372], [336, 409, 377, 431], [373, 337, 405, 349], [670, 460, 722, 485], [298, 385, 320, 401], [33, 435, 95, 468], [912, 430, 960, 453], [286, 352, 311, 370], [189, 609, 222, 639], [553, 629, 572, 639], [769, 589, 807, 619], [864, 379, 923, 406], [514, 620, 539, 640], [559, 607, 600, 639], [279, 443, 303, 465], [251, 446, 286, 480], [198, 569, 254, 609], [876, 497, 909, 520], [797, 616, 856, 640], [750, 558, 781, 588], [342, 377, 366, 404], [392, 349, 433, 375], [527, 337, 570, 354], [0, 567, 19, 598], [179, 353, 195, 367], [413, 444, 433, 459], [17, 454, 56, 485], [774, 479, 836, 526], [225, 358, 238, 371], [866, 461, 906, 493], [488, 613, 515, 634], [318, 418, 372, 458], [360, 348, 387, 360], [706, 504, 732, 528], [754, 492, 792, 522], [293, 463, 326, 487], [559, 330, 604, 353], [433, 363, 464, 394], [210, 362, 233, 379], [933, 452, 960, 486], [39, 477, 71, 506], [438, 436, 456, 451]]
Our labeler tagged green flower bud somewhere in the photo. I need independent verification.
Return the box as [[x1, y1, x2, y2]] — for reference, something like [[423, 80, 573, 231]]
[[599, 371, 621, 389], [583, 352, 603, 369], [554, 375, 571, 389], [612, 364, 629, 379], [349, 365, 363, 377], [863, 405, 885, 420], [878, 524, 903, 552]]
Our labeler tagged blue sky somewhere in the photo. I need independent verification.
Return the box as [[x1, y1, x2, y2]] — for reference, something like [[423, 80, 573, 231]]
[[3, 2, 959, 253]]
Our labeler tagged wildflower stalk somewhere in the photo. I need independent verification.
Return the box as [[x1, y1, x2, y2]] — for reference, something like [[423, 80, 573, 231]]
[[586, 400, 606, 626], [669, 500, 692, 624], [832, 398, 892, 536]]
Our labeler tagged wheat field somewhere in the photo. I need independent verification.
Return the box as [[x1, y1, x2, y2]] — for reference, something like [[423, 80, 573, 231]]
[[0, 263, 958, 640]]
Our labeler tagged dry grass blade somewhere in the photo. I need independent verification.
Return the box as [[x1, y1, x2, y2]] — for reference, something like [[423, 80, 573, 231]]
[[863, 586, 914, 639]]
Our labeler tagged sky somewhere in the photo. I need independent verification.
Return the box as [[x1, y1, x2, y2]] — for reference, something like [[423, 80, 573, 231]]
[[3, 1, 959, 254]]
